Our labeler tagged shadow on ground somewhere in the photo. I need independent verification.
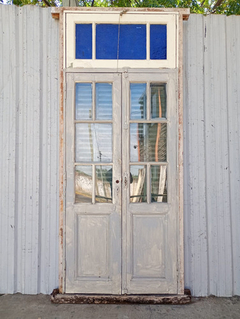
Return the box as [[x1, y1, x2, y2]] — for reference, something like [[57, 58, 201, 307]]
[[0, 294, 240, 319]]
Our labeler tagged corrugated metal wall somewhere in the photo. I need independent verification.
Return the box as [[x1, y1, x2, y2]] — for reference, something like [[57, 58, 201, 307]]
[[184, 14, 240, 296], [0, 6, 239, 296], [0, 5, 59, 294]]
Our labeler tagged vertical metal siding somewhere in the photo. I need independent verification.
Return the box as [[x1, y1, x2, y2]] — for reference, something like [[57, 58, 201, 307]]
[[0, 7, 240, 296], [0, 5, 59, 294], [183, 14, 208, 297], [184, 14, 240, 296], [226, 16, 240, 296]]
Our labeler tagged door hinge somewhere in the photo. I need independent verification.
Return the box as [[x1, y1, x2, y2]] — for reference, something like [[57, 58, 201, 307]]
[[124, 172, 128, 188], [123, 68, 128, 78]]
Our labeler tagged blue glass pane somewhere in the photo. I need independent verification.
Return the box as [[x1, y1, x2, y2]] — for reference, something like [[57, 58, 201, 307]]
[[119, 24, 146, 60], [96, 24, 146, 60], [150, 25, 167, 60], [96, 24, 118, 59], [76, 24, 92, 59]]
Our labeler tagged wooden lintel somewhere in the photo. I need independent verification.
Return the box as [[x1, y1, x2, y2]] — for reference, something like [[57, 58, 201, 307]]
[[51, 7, 190, 20], [51, 289, 191, 304]]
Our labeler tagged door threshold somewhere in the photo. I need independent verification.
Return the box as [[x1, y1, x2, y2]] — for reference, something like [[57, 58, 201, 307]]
[[51, 289, 191, 304]]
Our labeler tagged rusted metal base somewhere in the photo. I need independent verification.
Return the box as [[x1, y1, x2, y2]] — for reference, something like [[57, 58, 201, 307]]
[[51, 289, 191, 304]]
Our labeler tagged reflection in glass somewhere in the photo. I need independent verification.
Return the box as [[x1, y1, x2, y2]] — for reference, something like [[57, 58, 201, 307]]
[[75, 83, 92, 120], [130, 166, 147, 203], [130, 123, 167, 162], [151, 166, 167, 202], [75, 123, 112, 162], [151, 84, 167, 119], [95, 166, 112, 203], [130, 83, 147, 119], [96, 83, 112, 120], [75, 166, 92, 203]]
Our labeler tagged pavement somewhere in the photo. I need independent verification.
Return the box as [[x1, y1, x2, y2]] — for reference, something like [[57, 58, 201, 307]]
[[0, 293, 240, 319]]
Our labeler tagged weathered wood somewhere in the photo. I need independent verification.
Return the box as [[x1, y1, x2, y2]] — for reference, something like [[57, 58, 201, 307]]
[[51, 7, 190, 20], [122, 72, 178, 295], [51, 289, 191, 304], [65, 73, 122, 294], [177, 9, 184, 296], [58, 7, 65, 295]]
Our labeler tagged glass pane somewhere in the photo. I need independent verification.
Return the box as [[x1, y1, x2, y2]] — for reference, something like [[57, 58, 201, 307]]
[[96, 83, 112, 120], [95, 166, 112, 203], [75, 83, 92, 120], [150, 24, 167, 60], [96, 24, 118, 59], [75, 123, 112, 163], [119, 24, 146, 60], [76, 24, 92, 59], [130, 83, 147, 120], [96, 24, 146, 60], [75, 166, 92, 203], [130, 123, 167, 162], [130, 165, 147, 203], [151, 165, 167, 203], [151, 84, 166, 119]]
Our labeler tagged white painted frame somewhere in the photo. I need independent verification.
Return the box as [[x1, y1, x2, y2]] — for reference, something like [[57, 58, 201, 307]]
[[64, 11, 178, 69], [55, 8, 189, 294]]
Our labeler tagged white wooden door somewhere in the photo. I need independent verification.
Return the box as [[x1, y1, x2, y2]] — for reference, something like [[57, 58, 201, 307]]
[[65, 73, 122, 294], [122, 71, 178, 294], [65, 71, 178, 294]]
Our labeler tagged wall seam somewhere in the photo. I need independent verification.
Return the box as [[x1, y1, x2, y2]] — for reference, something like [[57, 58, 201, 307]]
[[225, 15, 234, 297], [37, 8, 44, 294], [203, 15, 210, 297], [14, 5, 20, 294]]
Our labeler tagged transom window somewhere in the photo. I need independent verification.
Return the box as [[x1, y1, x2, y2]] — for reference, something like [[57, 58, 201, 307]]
[[65, 12, 178, 68]]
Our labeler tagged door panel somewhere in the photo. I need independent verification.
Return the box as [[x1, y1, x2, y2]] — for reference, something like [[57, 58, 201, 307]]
[[65, 71, 178, 295], [65, 73, 122, 294], [122, 72, 178, 294]]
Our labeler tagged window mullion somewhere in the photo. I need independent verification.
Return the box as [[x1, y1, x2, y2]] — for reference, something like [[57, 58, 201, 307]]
[[92, 22, 96, 60], [146, 22, 150, 61]]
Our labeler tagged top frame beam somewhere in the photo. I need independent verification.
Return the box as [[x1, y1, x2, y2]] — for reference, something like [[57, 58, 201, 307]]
[[51, 7, 190, 21]]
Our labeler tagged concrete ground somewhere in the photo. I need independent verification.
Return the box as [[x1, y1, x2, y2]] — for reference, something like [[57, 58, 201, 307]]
[[0, 294, 240, 319]]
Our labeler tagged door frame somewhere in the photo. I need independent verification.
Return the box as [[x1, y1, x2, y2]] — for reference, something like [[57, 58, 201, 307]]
[[56, 7, 189, 296]]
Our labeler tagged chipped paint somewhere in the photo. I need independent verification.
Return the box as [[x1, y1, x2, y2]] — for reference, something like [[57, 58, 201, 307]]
[[59, 9, 65, 294], [51, 289, 191, 304]]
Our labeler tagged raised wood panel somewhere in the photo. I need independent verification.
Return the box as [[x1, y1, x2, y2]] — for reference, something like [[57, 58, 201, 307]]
[[132, 215, 166, 279], [77, 215, 110, 279]]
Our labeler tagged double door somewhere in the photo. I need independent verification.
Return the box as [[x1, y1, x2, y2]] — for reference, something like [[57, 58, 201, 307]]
[[65, 71, 178, 294]]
